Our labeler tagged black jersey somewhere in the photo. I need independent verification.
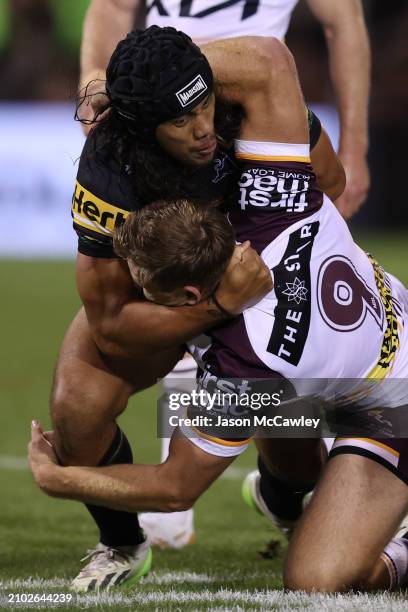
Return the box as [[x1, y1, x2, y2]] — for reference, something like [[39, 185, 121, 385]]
[[72, 129, 239, 258]]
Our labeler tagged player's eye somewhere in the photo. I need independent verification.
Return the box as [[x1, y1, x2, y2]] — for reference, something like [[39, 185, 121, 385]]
[[172, 116, 189, 127], [202, 95, 211, 109]]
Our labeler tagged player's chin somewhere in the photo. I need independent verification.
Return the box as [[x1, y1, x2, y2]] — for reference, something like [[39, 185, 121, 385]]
[[189, 151, 216, 166]]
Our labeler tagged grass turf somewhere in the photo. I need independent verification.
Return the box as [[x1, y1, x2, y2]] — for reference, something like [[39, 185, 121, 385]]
[[0, 232, 407, 610]]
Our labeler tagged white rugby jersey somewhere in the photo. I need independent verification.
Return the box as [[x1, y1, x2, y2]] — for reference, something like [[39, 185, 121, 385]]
[[145, 0, 299, 42], [185, 140, 407, 457], [194, 139, 407, 397], [245, 199, 406, 381]]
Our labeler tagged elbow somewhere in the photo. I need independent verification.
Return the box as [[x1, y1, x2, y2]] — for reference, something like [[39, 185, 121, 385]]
[[165, 481, 198, 512], [89, 320, 117, 355], [245, 37, 294, 86], [165, 497, 195, 513], [88, 319, 132, 358], [329, 163, 347, 202], [261, 37, 296, 80], [317, 160, 347, 203], [153, 480, 198, 513]]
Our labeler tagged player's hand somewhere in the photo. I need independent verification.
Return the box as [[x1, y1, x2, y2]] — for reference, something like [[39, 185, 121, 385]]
[[335, 151, 370, 220], [78, 74, 110, 136], [214, 241, 273, 315], [29, 421, 59, 494]]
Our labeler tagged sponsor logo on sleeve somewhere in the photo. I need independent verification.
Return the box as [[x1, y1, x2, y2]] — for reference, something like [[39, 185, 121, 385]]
[[238, 168, 311, 213]]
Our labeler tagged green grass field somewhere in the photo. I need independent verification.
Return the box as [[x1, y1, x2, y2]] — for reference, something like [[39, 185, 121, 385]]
[[0, 232, 407, 610]]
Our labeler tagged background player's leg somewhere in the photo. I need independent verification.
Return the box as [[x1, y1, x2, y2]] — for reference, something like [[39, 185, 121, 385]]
[[284, 453, 408, 592], [50, 308, 181, 590], [140, 353, 197, 548]]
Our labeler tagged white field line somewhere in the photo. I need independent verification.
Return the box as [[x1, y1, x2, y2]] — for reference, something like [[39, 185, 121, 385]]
[[0, 573, 214, 590], [0, 578, 68, 589], [1, 578, 407, 611], [73, 590, 408, 611], [143, 572, 216, 584], [0, 572, 280, 591], [75, 589, 408, 610], [0, 455, 28, 470], [0, 455, 250, 481]]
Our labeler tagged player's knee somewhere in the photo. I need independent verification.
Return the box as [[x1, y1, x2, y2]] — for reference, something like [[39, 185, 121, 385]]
[[51, 368, 84, 419], [51, 370, 116, 428], [51, 378, 87, 445], [284, 559, 348, 593], [50, 374, 115, 463], [284, 571, 342, 593]]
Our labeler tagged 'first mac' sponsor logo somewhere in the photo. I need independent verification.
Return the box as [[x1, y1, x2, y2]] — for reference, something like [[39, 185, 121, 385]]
[[176, 74, 207, 108]]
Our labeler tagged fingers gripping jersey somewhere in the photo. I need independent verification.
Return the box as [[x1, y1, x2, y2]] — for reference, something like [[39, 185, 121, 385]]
[[146, 0, 299, 42], [72, 131, 239, 258]]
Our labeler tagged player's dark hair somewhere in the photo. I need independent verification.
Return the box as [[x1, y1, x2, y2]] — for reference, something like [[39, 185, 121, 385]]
[[114, 199, 235, 296]]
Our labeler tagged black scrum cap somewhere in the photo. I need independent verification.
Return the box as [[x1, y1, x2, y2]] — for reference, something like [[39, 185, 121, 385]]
[[106, 26, 213, 139]]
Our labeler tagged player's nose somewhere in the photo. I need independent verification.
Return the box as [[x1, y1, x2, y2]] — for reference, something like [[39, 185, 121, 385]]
[[193, 113, 213, 140]]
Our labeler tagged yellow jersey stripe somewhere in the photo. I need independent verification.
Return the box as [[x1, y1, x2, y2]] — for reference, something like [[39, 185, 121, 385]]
[[191, 426, 252, 447], [235, 152, 311, 163], [72, 181, 129, 236], [336, 437, 400, 458]]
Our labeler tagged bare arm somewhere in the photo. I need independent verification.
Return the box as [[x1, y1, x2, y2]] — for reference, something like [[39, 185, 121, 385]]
[[307, 0, 371, 218], [311, 128, 346, 202], [80, 0, 140, 90], [79, 0, 141, 131], [30, 424, 233, 513], [202, 37, 308, 144], [76, 244, 272, 358]]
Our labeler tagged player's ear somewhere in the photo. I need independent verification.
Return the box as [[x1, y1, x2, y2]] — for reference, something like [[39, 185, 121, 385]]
[[183, 286, 202, 305]]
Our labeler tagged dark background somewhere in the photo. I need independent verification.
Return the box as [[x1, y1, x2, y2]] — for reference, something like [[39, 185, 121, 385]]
[[0, 0, 407, 228]]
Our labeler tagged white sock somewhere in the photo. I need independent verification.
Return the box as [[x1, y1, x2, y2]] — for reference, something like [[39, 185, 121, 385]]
[[161, 437, 171, 462], [161, 354, 197, 462], [381, 538, 408, 588]]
